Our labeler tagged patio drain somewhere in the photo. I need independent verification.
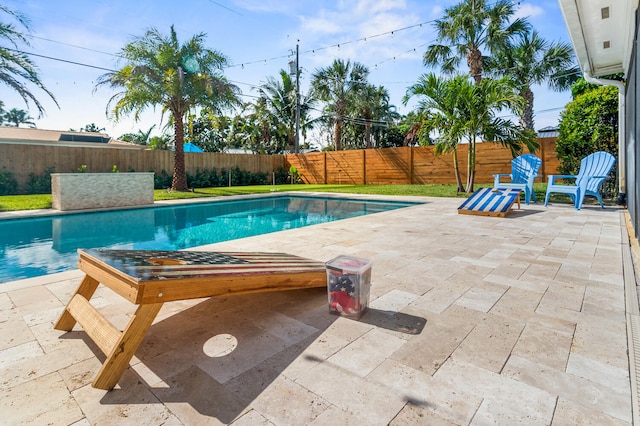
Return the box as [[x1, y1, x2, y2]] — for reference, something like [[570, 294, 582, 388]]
[[622, 211, 640, 423]]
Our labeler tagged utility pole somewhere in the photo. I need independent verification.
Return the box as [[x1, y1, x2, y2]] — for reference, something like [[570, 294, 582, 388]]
[[294, 43, 301, 153], [289, 42, 301, 153]]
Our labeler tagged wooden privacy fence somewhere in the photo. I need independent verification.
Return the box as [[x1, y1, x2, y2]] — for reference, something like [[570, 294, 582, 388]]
[[0, 143, 285, 190], [285, 137, 560, 185], [1, 137, 559, 191]]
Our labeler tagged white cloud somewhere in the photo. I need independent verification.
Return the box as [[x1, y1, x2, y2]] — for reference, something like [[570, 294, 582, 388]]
[[233, 0, 302, 14], [353, 0, 407, 15], [513, 3, 545, 20], [299, 14, 343, 36]]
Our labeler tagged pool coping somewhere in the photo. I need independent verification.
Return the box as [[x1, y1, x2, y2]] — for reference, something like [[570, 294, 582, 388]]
[[0, 191, 429, 221]]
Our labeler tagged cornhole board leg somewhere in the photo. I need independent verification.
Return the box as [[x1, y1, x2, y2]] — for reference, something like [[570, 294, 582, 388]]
[[54, 275, 100, 331], [92, 302, 163, 390], [457, 187, 522, 217], [54, 274, 164, 390]]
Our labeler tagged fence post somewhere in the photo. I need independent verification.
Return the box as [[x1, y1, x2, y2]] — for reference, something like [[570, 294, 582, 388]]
[[540, 138, 546, 181], [362, 150, 366, 185], [409, 147, 414, 184], [323, 152, 327, 184]]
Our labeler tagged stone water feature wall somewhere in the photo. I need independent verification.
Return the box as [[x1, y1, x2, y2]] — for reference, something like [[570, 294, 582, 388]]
[[51, 172, 154, 211]]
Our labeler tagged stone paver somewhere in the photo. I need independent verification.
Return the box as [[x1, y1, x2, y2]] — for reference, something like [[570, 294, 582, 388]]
[[0, 196, 637, 425]]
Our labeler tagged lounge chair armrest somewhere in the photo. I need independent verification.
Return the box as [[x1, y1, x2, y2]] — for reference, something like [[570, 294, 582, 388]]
[[548, 174, 577, 184], [493, 173, 511, 185]]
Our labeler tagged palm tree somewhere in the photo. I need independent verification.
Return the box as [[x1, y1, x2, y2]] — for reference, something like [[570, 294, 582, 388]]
[[119, 125, 155, 145], [353, 84, 396, 149], [0, 5, 58, 116], [405, 74, 468, 192], [255, 69, 318, 153], [80, 123, 106, 132], [484, 30, 580, 130], [423, 0, 529, 84], [406, 74, 537, 193], [311, 59, 369, 150], [257, 70, 297, 152], [3, 107, 35, 127], [236, 102, 274, 154], [455, 76, 537, 192], [96, 26, 240, 191]]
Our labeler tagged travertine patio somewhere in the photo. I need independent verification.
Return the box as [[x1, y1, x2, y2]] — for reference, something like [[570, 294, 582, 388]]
[[0, 194, 638, 425]]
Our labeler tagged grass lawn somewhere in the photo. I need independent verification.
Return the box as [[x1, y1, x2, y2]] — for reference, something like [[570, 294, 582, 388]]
[[0, 183, 598, 212]]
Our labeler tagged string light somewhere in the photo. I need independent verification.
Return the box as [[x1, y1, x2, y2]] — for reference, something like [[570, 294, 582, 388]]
[[227, 19, 431, 70]]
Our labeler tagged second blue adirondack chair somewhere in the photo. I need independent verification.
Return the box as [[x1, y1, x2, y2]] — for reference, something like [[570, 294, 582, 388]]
[[493, 154, 542, 204], [544, 151, 616, 210]]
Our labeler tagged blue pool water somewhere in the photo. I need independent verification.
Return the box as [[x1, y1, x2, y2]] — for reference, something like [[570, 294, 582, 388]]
[[0, 195, 419, 283]]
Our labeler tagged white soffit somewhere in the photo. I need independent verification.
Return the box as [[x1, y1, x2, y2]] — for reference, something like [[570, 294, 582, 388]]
[[558, 0, 638, 77]]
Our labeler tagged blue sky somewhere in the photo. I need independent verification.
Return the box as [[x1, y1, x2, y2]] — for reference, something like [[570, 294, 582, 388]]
[[3, 0, 574, 145]]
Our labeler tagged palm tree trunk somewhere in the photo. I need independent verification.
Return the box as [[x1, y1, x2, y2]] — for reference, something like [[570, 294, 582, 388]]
[[172, 115, 189, 191], [465, 138, 476, 193], [468, 47, 483, 84], [452, 149, 464, 193], [520, 88, 535, 131], [334, 118, 342, 151]]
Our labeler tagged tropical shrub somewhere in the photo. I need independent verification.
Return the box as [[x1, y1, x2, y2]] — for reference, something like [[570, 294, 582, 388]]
[[0, 167, 18, 195], [556, 84, 618, 197], [25, 166, 55, 194], [154, 170, 173, 189], [185, 166, 269, 189]]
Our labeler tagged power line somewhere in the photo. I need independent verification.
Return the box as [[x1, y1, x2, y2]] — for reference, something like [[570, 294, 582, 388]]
[[30, 35, 116, 57], [6, 48, 116, 72], [205, 0, 244, 16]]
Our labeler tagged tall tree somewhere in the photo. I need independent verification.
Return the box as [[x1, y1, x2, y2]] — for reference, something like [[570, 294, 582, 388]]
[[258, 69, 297, 152], [0, 5, 57, 116], [423, 0, 529, 84], [405, 74, 468, 192], [556, 79, 618, 195], [406, 74, 537, 193], [484, 29, 580, 130], [3, 107, 35, 127], [187, 111, 234, 152], [353, 84, 397, 149], [256, 69, 318, 153], [311, 59, 369, 150], [456, 76, 537, 192], [80, 123, 106, 132], [96, 26, 240, 191], [237, 101, 277, 154], [119, 125, 156, 145]]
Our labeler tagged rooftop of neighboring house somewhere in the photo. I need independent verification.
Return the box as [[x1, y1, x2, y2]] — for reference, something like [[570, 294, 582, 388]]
[[0, 126, 145, 149]]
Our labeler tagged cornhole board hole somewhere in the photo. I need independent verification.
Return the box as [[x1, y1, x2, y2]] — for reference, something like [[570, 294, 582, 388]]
[[458, 187, 521, 218]]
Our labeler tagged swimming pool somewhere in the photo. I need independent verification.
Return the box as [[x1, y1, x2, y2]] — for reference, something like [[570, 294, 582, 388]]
[[0, 195, 419, 283]]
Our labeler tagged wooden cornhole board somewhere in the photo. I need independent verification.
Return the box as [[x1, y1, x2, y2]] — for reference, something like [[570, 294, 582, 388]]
[[54, 248, 327, 390], [458, 187, 522, 217]]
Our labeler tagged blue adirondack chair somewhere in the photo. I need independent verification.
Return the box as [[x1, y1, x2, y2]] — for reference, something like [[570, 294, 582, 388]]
[[493, 154, 542, 204], [544, 151, 616, 210]]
